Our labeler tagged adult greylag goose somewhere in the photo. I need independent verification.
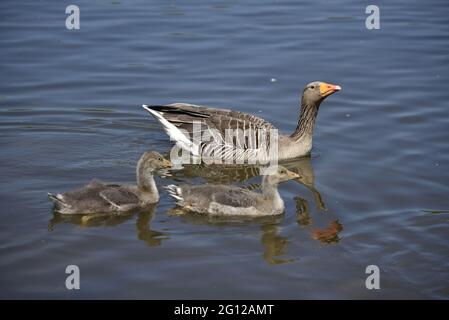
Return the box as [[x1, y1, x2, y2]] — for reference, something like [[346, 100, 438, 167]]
[[48, 151, 172, 214], [165, 165, 299, 216], [143, 81, 340, 163]]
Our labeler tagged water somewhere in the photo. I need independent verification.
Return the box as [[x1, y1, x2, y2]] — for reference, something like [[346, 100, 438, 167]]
[[1, 0, 449, 299]]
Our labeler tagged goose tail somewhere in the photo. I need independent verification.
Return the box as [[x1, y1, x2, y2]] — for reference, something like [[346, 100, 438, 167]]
[[164, 184, 184, 202], [142, 105, 199, 156], [47, 193, 69, 208]]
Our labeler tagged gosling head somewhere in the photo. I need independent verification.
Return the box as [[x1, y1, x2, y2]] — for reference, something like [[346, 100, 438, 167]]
[[137, 151, 172, 176], [264, 165, 301, 185], [302, 81, 341, 107]]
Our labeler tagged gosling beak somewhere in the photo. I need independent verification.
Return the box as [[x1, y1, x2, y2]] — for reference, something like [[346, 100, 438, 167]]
[[319, 82, 341, 97], [287, 170, 301, 180], [162, 159, 173, 168]]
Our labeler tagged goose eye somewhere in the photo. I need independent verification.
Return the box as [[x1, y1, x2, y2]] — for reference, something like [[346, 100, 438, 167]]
[[310, 85, 315, 90], [158, 157, 162, 161]]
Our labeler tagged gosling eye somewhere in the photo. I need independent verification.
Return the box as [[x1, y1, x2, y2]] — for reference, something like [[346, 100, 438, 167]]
[[280, 169, 286, 174], [158, 157, 163, 161]]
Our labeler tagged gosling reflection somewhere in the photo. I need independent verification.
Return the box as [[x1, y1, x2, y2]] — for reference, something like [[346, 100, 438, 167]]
[[48, 212, 134, 229], [260, 223, 295, 265], [173, 213, 294, 265], [136, 206, 169, 247], [48, 205, 169, 247], [171, 157, 326, 211]]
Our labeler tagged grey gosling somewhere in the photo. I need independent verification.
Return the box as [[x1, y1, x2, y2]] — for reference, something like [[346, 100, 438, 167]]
[[48, 151, 172, 214], [165, 165, 299, 216]]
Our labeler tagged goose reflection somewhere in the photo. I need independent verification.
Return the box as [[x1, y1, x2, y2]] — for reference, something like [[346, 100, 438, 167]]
[[293, 194, 343, 243], [48, 205, 169, 247], [295, 196, 313, 226]]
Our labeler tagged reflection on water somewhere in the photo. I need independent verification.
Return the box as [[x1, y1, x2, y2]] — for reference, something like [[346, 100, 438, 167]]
[[260, 223, 295, 265], [282, 158, 327, 211], [295, 196, 313, 226], [170, 162, 262, 184], [48, 205, 169, 247], [48, 212, 134, 229], [136, 207, 170, 247], [174, 210, 294, 265], [311, 220, 344, 244]]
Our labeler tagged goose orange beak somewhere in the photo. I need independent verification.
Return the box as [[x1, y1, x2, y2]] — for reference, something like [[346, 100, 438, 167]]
[[319, 82, 341, 97]]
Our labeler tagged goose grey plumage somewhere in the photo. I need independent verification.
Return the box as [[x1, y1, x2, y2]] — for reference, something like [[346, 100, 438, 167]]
[[143, 81, 340, 163], [48, 151, 172, 214], [165, 165, 299, 216]]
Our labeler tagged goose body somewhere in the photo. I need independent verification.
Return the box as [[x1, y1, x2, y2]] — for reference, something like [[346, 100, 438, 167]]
[[144, 81, 340, 164], [165, 166, 299, 216], [48, 151, 172, 214]]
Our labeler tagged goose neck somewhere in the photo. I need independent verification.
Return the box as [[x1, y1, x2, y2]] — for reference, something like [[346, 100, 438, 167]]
[[290, 100, 320, 141]]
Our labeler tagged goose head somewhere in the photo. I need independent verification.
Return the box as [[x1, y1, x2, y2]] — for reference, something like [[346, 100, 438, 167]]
[[302, 81, 341, 106], [264, 165, 300, 185], [137, 151, 172, 178]]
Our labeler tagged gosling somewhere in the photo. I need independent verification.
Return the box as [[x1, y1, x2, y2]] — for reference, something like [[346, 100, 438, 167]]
[[165, 165, 299, 216], [48, 151, 172, 214]]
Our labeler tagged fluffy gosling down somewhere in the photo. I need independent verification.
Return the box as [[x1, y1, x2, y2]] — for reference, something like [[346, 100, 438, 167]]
[[48, 151, 172, 214], [165, 165, 299, 216]]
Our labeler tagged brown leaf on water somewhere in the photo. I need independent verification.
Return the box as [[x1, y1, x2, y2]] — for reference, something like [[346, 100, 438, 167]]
[[311, 220, 343, 244]]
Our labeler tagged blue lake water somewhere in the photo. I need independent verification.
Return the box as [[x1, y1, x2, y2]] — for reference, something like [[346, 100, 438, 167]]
[[1, 0, 448, 298]]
